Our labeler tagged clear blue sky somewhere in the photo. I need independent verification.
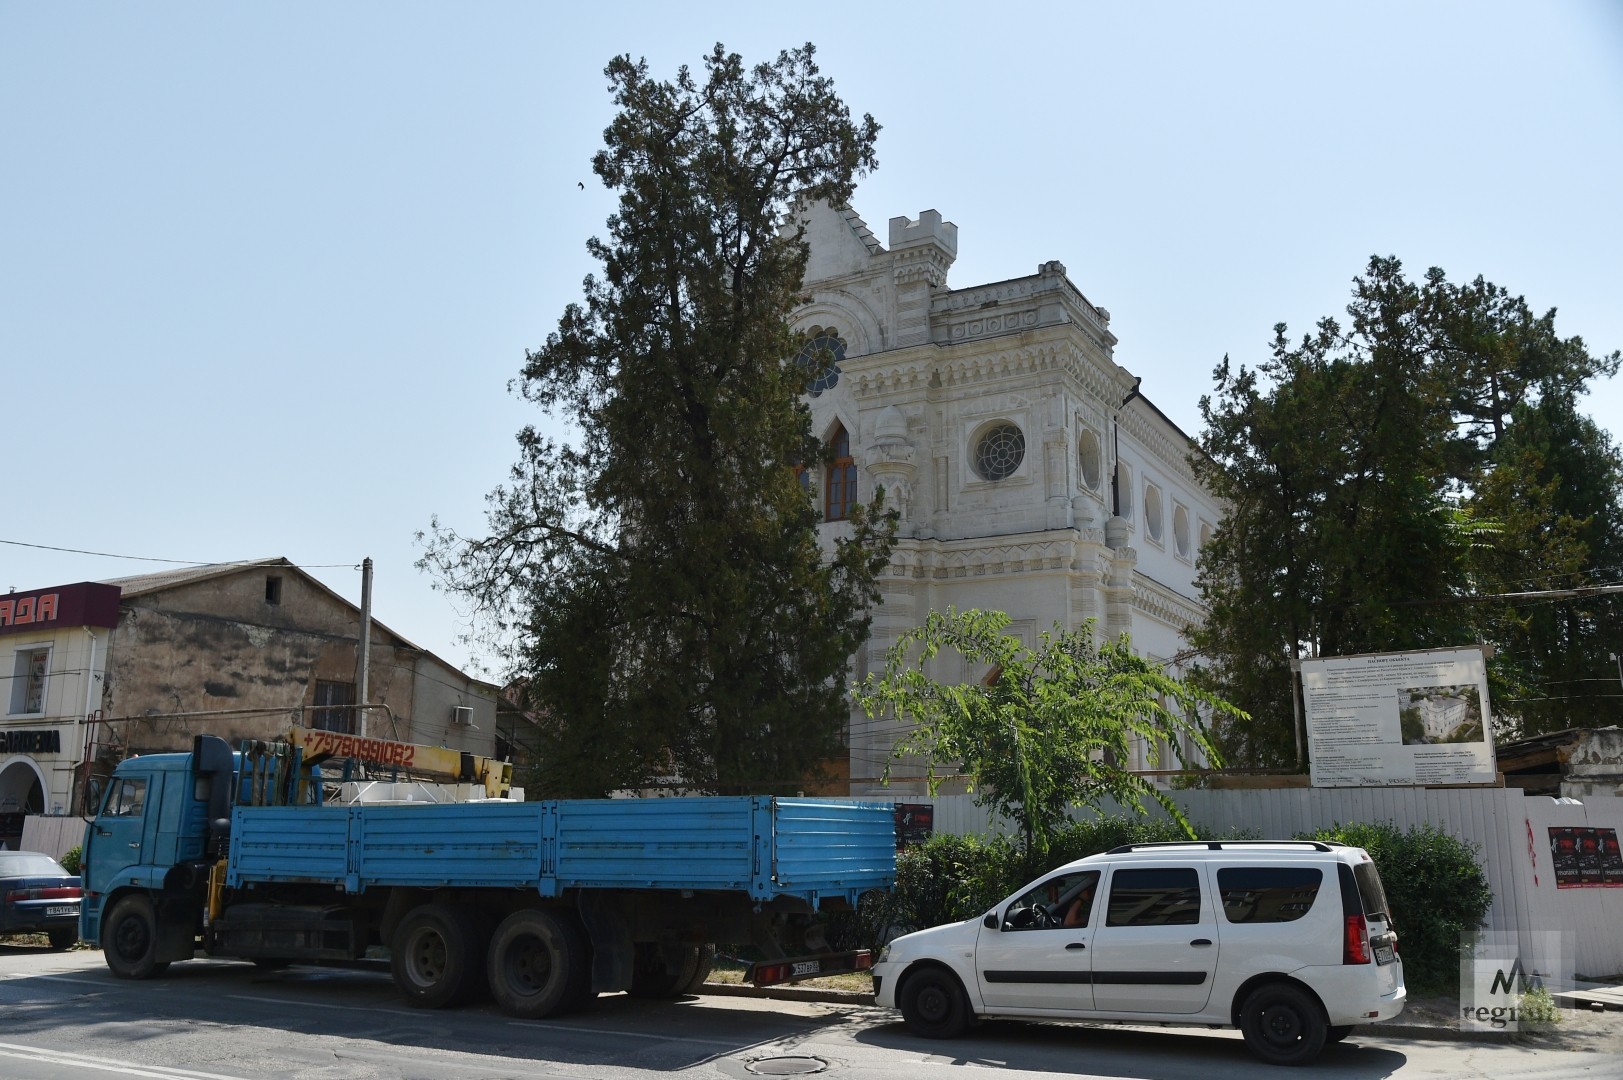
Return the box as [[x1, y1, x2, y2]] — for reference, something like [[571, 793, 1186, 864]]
[[4, 1, 1619, 679]]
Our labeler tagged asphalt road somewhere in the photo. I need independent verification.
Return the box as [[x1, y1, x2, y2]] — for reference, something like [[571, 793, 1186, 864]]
[[2, 944, 1619, 1080]]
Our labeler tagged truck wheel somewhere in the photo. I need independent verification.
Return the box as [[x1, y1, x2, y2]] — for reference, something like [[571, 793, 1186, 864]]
[[1240, 983, 1328, 1066], [899, 966, 969, 1038], [47, 927, 77, 951], [681, 944, 717, 994], [629, 943, 701, 998], [392, 903, 485, 1009], [487, 909, 593, 1019], [103, 895, 170, 979]]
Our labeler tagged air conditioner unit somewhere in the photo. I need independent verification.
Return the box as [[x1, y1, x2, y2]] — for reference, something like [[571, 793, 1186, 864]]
[[450, 706, 473, 726]]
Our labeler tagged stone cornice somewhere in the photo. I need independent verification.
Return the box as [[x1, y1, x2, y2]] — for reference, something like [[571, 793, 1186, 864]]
[[1132, 573, 1207, 630]]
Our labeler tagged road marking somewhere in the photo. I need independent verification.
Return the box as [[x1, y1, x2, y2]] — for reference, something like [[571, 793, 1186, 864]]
[[225, 992, 414, 1015], [0, 1043, 248, 1080]]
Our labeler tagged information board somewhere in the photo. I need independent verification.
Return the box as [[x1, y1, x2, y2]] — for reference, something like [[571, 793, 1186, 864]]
[[1301, 647, 1497, 787]]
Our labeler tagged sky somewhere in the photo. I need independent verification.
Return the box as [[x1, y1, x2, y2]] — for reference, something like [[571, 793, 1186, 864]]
[[3, 1, 1620, 680]]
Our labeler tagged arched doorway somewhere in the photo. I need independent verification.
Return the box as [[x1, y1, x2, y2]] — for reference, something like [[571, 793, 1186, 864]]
[[0, 758, 46, 850]]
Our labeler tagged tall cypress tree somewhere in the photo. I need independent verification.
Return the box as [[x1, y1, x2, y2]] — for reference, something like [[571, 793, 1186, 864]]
[[422, 45, 895, 794]]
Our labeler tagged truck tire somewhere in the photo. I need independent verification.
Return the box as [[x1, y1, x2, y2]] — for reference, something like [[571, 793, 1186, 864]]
[[487, 908, 593, 1019], [1239, 982, 1328, 1066], [392, 903, 485, 1009], [103, 895, 170, 980], [898, 966, 970, 1038], [629, 943, 702, 998], [681, 944, 717, 994]]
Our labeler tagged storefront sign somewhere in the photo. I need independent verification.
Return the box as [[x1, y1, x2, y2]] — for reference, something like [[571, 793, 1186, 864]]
[[1302, 647, 1497, 787], [0, 582, 121, 637], [0, 729, 63, 754]]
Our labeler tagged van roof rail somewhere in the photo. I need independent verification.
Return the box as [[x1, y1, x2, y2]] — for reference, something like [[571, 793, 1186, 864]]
[[1103, 840, 1344, 854]]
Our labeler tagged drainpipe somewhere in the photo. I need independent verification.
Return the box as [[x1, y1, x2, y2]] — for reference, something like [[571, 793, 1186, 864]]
[[79, 628, 98, 815]]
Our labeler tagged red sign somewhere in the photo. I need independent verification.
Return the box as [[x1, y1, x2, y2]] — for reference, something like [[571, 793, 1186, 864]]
[[303, 731, 418, 769], [0, 582, 121, 637]]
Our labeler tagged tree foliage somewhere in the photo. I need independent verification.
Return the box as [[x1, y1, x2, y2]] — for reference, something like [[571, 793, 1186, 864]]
[[854, 608, 1241, 858], [1192, 256, 1621, 763], [420, 44, 895, 795]]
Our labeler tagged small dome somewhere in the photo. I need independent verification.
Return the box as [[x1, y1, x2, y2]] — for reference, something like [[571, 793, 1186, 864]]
[[874, 405, 908, 441]]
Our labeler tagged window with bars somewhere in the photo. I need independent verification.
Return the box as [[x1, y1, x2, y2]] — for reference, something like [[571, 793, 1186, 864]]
[[312, 680, 357, 733]]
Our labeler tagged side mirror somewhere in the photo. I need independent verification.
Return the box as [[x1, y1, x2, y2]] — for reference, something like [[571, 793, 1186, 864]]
[[983, 913, 999, 930]]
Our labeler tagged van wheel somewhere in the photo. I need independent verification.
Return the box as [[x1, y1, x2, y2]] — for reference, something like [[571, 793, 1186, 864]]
[[392, 904, 485, 1009], [1240, 983, 1327, 1066], [486, 909, 593, 1019], [103, 895, 170, 980], [1325, 1025, 1353, 1044], [899, 967, 969, 1038]]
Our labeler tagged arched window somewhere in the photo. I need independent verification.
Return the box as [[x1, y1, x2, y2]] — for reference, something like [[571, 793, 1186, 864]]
[[825, 423, 857, 521]]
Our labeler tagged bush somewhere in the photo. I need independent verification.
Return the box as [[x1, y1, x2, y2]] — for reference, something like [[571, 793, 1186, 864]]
[[59, 845, 82, 876], [1302, 821, 1492, 994]]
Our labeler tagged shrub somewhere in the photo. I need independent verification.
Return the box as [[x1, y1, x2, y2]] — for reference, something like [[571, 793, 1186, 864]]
[[59, 845, 82, 876], [1302, 821, 1492, 994]]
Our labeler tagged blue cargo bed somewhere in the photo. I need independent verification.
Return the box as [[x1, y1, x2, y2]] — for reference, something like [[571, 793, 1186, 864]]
[[227, 796, 894, 906]]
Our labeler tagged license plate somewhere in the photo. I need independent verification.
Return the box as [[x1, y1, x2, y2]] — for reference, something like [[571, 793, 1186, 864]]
[[1374, 944, 1395, 965], [791, 960, 821, 976], [46, 905, 78, 917]]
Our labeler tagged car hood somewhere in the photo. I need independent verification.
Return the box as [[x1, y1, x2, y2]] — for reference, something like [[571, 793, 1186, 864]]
[[884, 916, 983, 962]]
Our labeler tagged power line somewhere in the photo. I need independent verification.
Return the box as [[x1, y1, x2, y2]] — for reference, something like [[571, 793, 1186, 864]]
[[1, 537, 355, 570]]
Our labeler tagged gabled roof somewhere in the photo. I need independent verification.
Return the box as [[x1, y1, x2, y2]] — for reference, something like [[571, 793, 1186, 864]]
[[100, 556, 430, 657], [102, 557, 292, 597]]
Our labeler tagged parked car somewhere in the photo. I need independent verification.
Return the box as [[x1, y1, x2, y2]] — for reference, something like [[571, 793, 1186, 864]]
[[0, 851, 82, 950], [871, 840, 1405, 1066]]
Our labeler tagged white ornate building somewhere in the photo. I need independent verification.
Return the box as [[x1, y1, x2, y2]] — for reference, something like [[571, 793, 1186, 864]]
[[793, 202, 1221, 795]]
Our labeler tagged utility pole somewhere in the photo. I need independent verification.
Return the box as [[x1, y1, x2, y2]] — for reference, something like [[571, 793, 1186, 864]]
[[357, 558, 373, 737]]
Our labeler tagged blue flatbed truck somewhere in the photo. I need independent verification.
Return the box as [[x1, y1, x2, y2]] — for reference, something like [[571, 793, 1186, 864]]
[[79, 733, 895, 1018]]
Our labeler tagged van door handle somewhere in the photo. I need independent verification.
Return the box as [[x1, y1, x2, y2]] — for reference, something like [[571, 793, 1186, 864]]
[[1065, 942, 1086, 951], [1190, 939, 1213, 947]]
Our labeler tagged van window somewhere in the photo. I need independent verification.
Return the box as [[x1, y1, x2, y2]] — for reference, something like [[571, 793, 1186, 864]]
[[1003, 871, 1100, 930], [1217, 866, 1323, 923], [1353, 862, 1391, 918], [1105, 867, 1202, 926]]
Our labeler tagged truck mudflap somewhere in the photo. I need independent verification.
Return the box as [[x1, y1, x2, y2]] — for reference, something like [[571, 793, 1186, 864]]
[[748, 949, 873, 987]]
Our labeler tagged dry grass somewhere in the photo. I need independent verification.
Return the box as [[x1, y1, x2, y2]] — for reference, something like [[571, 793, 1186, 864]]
[[707, 961, 873, 993]]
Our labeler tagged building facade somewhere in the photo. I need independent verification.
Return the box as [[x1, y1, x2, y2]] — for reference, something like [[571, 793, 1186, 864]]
[[793, 203, 1220, 795], [0, 559, 497, 843]]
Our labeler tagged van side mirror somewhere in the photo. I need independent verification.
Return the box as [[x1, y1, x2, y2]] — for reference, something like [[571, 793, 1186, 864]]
[[984, 913, 999, 930]]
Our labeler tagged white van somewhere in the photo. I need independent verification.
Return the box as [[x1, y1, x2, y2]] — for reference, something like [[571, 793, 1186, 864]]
[[871, 840, 1406, 1066]]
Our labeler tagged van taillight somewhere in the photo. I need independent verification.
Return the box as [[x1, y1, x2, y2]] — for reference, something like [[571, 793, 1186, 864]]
[[1344, 914, 1371, 964]]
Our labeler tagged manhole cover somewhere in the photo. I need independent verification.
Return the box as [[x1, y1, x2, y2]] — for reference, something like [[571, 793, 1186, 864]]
[[745, 1056, 828, 1076]]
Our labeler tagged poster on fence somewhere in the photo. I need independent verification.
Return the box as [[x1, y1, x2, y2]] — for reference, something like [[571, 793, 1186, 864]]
[[1301, 647, 1497, 787], [1549, 827, 1623, 888], [894, 803, 934, 847]]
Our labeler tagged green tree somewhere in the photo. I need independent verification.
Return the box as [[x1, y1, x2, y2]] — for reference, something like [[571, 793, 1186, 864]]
[[1192, 256, 1620, 761], [1469, 391, 1623, 735], [420, 44, 895, 795], [853, 608, 1240, 860]]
